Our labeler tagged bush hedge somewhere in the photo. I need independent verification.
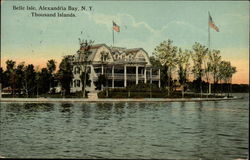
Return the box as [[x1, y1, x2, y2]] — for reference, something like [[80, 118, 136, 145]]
[[97, 83, 226, 98]]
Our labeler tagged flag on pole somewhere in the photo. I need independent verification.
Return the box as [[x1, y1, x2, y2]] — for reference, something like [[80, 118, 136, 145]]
[[113, 21, 120, 32], [209, 13, 219, 32]]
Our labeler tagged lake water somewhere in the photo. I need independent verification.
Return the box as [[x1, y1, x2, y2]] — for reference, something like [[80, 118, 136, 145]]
[[0, 93, 248, 159]]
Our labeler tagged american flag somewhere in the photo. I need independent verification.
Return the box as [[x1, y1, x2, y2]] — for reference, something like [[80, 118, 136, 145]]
[[113, 21, 120, 32], [209, 13, 219, 32]]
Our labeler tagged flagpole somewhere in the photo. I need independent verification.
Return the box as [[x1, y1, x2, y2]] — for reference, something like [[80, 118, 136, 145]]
[[112, 21, 114, 46], [208, 12, 211, 49], [208, 12, 211, 95]]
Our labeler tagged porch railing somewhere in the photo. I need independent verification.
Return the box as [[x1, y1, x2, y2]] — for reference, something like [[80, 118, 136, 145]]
[[94, 73, 159, 80]]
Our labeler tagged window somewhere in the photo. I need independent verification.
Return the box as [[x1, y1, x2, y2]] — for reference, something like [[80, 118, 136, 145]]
[[138, 54, 145, 62], [87, 66, 91, 73], [77, 67, 80, 74], [74, 67, 81, 74], [74, 67, 77, 74], [77, 80, 81, 87], [73, 80, 76, 87]]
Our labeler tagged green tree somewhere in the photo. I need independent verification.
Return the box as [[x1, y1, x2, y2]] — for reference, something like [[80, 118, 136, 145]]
[[218, 61, 236, 97], [153, 39, 178, 95], [78, 39, 94, 97], [24, 64, 36, 97], [47, 59, 56, 74], [57, 56, 73, 95], [47, 59, 56, 90], [15, 62, 25, 95], [94, 74, 107, 90], [5, 60, 16, 95], [177, 48, 191, 97], [0, 67, 9, 91], [207, 49, 221, 95], [191, 42, 209, 97], [149, 56, 162, 68], [80, 71, 91, 97], [37, 68, 51, 95], [0, 68, 3, 85]]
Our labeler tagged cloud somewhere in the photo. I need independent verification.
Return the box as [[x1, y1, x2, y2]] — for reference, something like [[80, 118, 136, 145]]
[[85, 12, 207, 37], [83, 12, 157, 34], [82, 12, 208, 53]]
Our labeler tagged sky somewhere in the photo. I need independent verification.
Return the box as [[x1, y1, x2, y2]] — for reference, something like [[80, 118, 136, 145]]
[[1, 1, 249, 84]]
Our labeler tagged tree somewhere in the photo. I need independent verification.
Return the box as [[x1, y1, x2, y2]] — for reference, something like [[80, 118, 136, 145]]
[[228, 65, 237, 96], [94, 74, 107, 90], [80, 71, 91, 97], [176, 48, 191, 97], [191, 42, 209, 97], [5, 60, 16, 95], [0, 68, 3, 85], [47, 59, 56, 74], [149, 56, 162, 68], [37, 68, 51, 95], [24, 64, 36, 97], [207, 49, 221, 95], [15, 62, 25, 95], [153, 39, 178, 95], [78, 39, 94, 98], [47, 59, 56, 90], [0, 67, 9, 89], [57, 56, 73, 95], [218, 61, 236, 97]]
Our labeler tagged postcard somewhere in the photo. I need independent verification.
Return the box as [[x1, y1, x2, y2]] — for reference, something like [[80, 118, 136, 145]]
[[0, 0, 249, 159]]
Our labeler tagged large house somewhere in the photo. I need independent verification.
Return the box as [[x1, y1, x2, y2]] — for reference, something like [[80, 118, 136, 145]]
[[68, 44, 161, 93]]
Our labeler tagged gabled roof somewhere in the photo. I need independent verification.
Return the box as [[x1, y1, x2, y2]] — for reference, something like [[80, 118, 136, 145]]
[[74, 44, 150, 64], [111, 47, 145, 56], [125, 48, 142, 53], [77, 44, 112, 61]]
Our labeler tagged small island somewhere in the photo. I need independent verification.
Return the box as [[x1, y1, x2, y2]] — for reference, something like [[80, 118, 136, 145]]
[[0, 38, 247, 102]]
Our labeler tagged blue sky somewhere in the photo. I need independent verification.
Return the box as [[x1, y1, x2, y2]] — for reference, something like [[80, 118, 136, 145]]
[[1, 1, 249, 83]]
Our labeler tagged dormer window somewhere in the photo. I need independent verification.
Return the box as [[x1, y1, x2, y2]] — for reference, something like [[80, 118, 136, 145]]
[[138, 54, 146, 62], [74, 66, 81, 74]]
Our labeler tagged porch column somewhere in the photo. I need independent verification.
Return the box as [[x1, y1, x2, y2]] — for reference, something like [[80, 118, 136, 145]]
[[150, 68, 152, 84], [136, 66, 138, 84], [124, 65, 127, 87], [144, 67, 147, 83], [112, 65, 114, 88], [90, 66, 95, 89], [101, 65, 104, 74], [158, 68, 161, 88]]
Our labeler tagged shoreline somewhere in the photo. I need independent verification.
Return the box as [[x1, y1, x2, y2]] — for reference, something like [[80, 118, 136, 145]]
[[0, 97, 242, 103]]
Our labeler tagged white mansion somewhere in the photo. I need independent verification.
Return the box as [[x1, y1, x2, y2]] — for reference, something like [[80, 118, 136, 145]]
[[68, 44, 161, 93]]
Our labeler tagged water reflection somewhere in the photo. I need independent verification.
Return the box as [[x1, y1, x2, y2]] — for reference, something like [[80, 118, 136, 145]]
[[80, 103, 92, 119], [0, 94, 248, 159], [113, 103, 125, 115], [60, 103, 73, 113], [5, 103, 54, 113], [95, 103, 112, 120], [59, 103, 74, 123]]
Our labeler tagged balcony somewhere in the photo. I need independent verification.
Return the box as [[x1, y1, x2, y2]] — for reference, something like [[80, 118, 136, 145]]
[[94, 73, 159, 81]]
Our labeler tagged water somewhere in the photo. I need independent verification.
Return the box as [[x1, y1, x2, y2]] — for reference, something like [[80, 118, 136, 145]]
[[0, 93, 248, 159]]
